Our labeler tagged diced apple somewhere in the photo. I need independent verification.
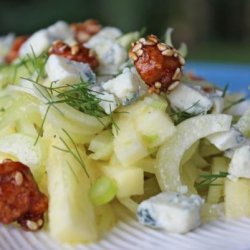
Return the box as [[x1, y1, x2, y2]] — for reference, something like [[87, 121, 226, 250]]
[[89, 130, 114, 161], [225, 178, 250, 218], [113, 121, 148, 165], [47, 138, 97, 243], [135, 110, 176, 148], [102, 166, 144, 198]]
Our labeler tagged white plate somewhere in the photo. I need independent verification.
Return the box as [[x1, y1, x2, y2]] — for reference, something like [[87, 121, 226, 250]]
[[1, 63, 249, 250], [1, 205, 250, 250]]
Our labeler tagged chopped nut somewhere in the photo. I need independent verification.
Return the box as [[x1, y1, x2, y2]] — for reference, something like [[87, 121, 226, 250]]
[[14, 172, 23, 186], [26, 220, 38, 231], [172, 68, 181, 80], [155, 82, 162, 89], [132, 42, 142, 52], [129, 51, 138, 61], [135, 49, 143, 57], [162, 49, 174, 57], [168, 81, 180, 91], [157, 43, 168, 51]]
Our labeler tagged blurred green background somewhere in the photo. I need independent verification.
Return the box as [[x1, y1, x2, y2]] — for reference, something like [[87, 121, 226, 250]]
[[1, 0, 250, 63]]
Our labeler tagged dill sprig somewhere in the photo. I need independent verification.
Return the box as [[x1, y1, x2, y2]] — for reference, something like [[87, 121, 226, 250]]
[[27, 48, 48, 82], [20, 51, 119, 143], [67, 160, 80, 183], [47, 78, 108, 118], [170, 101, 204, 125], [53, 129, 89, 178], [221, 83, 229, 97], [195, 171, 228, 189], [0, 50, 48, 85]]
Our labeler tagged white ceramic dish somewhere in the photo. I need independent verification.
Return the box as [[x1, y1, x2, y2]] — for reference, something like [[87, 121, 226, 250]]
[[1, 63, 249, 250], [1, 205, 250, 250]]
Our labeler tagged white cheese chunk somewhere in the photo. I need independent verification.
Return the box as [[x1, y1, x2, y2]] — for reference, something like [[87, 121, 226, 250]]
[[45, 55, 96, 87], [137, 192, 203, 233], [226, 99, 250, 116], [86, 37, 127, 75], [20, 21, 73, 57], [224, 139, 250, 159], [20, 29, 50, 57], [0, 33, 15, 63], [0, 133, 42, 169], [228, 145, 250, 178], [46, 20, 73, 41], [207, 127, 247, 151], [102, 67, 143, 105], [209, 91, 224, 114], [90, 27, 122, 41], [96, 92, 118, 114], [167, 83, 213, 114]]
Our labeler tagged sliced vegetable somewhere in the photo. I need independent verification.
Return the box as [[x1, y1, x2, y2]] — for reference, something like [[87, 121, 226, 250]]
[[116, 31, 140, 49], [207, 157, 228, 204], [225, 178, 250, 218], [113, 120, 148, 165], [47, 137, 97, 243], [0, 133, 45, 181], [89, 130, 113, 161], [156, 114, 232, 191], [135, 109, 176, 148]]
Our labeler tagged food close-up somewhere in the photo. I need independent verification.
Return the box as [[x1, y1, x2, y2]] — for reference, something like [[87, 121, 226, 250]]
[[0, 13, 249, 250]]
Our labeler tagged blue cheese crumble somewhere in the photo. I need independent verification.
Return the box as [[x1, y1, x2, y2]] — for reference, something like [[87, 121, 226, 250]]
[[45, 55, 96, 87], [137, 191, 203, 233]]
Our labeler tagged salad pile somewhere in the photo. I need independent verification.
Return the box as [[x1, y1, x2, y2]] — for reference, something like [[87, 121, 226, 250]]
[[0, 19, 249, 244]]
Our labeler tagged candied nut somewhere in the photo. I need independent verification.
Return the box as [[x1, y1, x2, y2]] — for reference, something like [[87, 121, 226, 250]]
[[5, 36, 28, 64], [48, 40, 99, 69], [129, 34, 186, 93], [0, 161, 48, 231], [70, 19, 101, 43]]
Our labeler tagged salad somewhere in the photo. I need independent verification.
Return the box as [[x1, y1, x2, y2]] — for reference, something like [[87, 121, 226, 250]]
[[0, 19, 249, 244]]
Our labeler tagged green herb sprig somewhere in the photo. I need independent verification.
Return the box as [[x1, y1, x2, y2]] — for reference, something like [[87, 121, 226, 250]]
[[53, 129, 89, 178], [221, 83, 229, 97], [47, 79, 108, 118], [195, 171, 228, 189], [20, 50, 120, 144], [170, 100, 204, 125]]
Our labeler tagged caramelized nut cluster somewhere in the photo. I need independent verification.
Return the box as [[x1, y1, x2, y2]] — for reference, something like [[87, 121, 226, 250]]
[[129, 35, 185, 93], [70, 19, 101, 43], [0, 160, 48, 231], [49, 40, 99, 69]]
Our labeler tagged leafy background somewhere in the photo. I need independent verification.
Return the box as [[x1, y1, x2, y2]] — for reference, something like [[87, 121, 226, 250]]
[[0, 0, 250, 63]]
